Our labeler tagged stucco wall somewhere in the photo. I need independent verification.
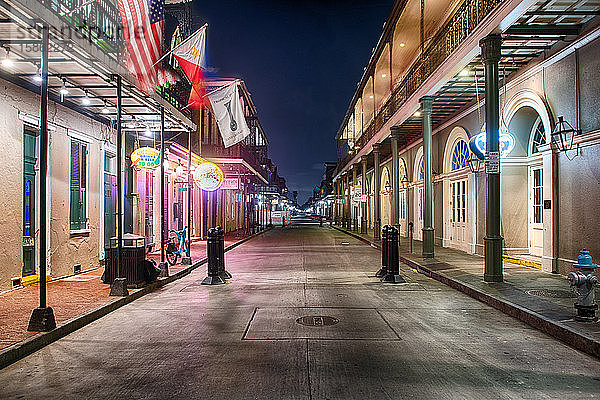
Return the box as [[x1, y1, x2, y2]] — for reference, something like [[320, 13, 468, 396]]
[[0, 79, 113, 291]]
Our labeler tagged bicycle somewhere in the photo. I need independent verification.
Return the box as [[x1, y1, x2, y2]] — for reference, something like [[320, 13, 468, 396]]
[[165, 226, 188, 266]]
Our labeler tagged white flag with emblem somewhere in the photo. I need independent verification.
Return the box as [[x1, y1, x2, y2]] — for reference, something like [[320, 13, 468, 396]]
[[208, 82, 251, 148]]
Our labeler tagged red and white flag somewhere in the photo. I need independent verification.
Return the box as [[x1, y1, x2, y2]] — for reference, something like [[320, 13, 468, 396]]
[[117, 0, 171, 94], [172, 26, 208, 109]]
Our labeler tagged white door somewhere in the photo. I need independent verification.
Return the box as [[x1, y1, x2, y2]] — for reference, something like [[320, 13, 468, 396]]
[[414, 186, 423, 240], [398, 189, 407, 236], [529, 167, 543, 256], [449, 178, 468, 250]]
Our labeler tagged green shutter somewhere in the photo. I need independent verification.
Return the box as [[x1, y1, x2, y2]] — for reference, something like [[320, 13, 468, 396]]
[[70, 140, 80, 230], [80, 143, 87, 228]]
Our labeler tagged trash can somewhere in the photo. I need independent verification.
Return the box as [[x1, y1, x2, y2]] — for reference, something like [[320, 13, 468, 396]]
[[103, 233, 146, 286]]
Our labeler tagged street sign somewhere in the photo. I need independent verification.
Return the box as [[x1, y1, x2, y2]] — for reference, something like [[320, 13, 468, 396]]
[[178, 187, 188, 191], [485, 151, 500, 174], [221, 177, 239, 190]]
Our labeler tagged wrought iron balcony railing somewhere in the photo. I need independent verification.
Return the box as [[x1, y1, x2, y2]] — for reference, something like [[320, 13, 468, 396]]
[[41, 0, 123, 54], [339, 0, 502, 169], [201, 143, 268, 181]]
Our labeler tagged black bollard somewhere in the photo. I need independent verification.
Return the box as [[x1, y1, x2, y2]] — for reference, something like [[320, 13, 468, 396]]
[[381, 226, 406, 283], [376, 225, 389, 277], [216, 226, 232, 280], [201, 228, 225, 285]]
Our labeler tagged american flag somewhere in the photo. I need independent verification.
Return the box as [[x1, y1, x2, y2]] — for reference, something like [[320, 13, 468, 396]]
[[117, 0, 174, 93]]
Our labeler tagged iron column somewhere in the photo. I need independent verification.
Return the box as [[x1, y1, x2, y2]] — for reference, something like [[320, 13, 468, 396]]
[[345, 172, 351, 229], [373, 143, 381, 240], [481, 34, 504, 282], [390, 127, 401, 229], [116, 75, 123, 276], [361, 156, 368, 234], [352, 165, 357, 231], [182, 128, 192, 265], [422, 96, 435, 258], [27, 24, 55, 331], [158, 107, 168, 276]]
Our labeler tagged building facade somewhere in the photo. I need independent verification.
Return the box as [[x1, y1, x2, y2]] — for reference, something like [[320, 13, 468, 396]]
[[334, 0, 600, 275]]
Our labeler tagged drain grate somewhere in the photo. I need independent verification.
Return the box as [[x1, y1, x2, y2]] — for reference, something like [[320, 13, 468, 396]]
[[296, 316, 339, 327], [526, 289, 576, 299]]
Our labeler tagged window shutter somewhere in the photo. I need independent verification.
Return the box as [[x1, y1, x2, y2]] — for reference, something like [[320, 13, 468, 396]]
[[80, 143, 87, 228], [70, 140, 80, 230]]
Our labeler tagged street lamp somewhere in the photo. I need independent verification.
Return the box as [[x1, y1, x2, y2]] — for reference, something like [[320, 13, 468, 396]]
[[551, 116, 579, 153], [467, 154, 485, 173]]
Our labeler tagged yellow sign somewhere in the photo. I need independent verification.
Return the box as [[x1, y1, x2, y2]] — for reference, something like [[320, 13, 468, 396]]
[[131, 147, 160, 169], [193, 162, 224, 191]]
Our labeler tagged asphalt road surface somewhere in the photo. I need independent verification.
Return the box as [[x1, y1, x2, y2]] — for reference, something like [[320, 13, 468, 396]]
[[1, 224, 599, 399]]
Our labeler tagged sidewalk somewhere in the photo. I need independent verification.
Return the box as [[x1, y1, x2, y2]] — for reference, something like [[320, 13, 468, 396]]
[[0, 228, 254, 352], [331, 224, 600, 359]]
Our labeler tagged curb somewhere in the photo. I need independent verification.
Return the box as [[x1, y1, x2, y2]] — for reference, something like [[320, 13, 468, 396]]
[[331, 224, 600, 359], [0, 227, 272, 370]]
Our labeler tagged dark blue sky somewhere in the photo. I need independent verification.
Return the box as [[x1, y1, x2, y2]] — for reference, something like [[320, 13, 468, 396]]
[[191, 0, 394, 203]]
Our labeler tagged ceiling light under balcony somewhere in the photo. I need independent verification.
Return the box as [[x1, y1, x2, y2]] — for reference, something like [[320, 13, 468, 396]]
[[413, 111, 421, 117], [102, 103, 110, 114], [144, 128, 152, 137], [381, 73, 387, 78], [82, 92, 91, 106], [399, 42, 406, 47], [2, 47, 13, 68]]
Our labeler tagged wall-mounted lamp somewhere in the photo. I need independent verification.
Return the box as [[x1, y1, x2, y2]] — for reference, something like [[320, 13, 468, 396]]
[[551, 116, 579, 153]]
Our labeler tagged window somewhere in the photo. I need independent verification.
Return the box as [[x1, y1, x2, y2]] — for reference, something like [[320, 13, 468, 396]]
[[419, 188, 423, 221], [531, 118, 546, 154], [532, 168, 543, 224], [451, 180, 467, 223], [451, 140, 470, 171], [419, 159, 424, 181], [70, 139, 87, 230], [399, 191, 406, 220]]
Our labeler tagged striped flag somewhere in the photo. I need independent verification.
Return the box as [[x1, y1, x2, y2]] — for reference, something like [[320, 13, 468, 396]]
[[117, 0, 173, 94], [172, 26, 207, 109]]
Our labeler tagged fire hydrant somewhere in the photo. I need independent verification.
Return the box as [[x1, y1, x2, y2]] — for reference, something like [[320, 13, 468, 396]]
[[567, 250, 598, 322]]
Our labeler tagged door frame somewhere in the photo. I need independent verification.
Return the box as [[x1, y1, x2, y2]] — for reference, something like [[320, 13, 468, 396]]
[[101, 143, 116, 260]]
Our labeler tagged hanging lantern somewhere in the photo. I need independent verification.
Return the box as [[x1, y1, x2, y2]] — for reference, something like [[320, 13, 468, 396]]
[[175, 164, 185, 177], [193, 162, 224, 191], [551, 116, 579, 153]]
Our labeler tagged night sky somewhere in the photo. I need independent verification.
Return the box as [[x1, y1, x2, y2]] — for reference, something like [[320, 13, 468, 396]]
[[190, 0, 394, 203]]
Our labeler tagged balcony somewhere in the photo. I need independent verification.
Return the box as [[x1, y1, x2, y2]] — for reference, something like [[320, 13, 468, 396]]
[[338, 0, 503, 169], [40, 0, 122, 55], [201, 143, 267, 181]]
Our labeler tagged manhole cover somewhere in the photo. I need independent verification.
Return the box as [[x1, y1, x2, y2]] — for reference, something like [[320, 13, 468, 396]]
[[526, 289, 576, 299], [296, 316, 339, 327]]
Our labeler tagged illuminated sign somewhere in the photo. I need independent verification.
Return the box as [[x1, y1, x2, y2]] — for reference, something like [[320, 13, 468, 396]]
[[131, 147, 160, 169], [193, 162, 224, 191], [470, 125, 516, 159], [221, 177, 239, 190]]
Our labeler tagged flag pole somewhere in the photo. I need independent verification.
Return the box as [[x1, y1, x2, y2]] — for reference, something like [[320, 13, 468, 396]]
[[152, 23, 208, 68]]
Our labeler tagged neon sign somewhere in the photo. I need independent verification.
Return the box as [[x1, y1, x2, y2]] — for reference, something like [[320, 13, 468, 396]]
[[193, 162, 224, 191], [131, 147, 160, 169], [470, 125, 516, 159]]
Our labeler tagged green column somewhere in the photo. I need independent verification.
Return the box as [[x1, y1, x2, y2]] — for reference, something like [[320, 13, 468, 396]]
[[421, 96, 435, 259], [361, 156, 368, 234], [480, 34, 504, 282], [373, 143, 381, 240], [390, 127, 400, 230], [352, 166, 357, 231], [345, 172, 351, 229]]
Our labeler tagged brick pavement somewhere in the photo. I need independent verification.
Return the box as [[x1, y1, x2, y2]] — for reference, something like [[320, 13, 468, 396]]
[[0, 230, 251, 351]]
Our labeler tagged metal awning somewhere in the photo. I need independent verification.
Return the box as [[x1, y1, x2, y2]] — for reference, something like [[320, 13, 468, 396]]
[[0, 0, 195, 131]]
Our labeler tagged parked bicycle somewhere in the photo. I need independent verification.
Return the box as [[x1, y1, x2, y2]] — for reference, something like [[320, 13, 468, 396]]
[[165, 226, 188, 266]]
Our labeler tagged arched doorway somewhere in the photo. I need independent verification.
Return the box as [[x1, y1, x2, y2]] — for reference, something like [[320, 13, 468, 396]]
[[380, 166, 391, 227], [442, 127, 472, 252], [502, 90, 552, 258], [398, 158, 408, 236], [413, 147, 424, 241]]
